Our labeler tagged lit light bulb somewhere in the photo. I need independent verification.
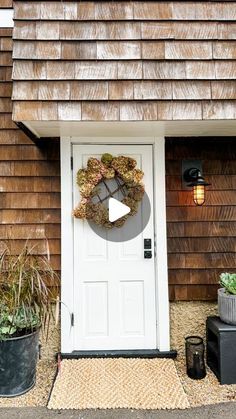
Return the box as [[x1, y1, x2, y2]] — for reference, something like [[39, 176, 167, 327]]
[[193, 184, 205, 206], [183, 164, 210, 207]]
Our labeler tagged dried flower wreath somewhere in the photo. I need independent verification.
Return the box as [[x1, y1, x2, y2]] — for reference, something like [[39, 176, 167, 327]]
[[73, 153, 145, 228]]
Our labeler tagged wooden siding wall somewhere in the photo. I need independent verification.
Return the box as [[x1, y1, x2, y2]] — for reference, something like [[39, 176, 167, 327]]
[[166, 138, 236, 301], [1, 3, 235, 301], [12, 1, 236, 122], [0, 27, 61, 271], [0, 1, 12, 7]]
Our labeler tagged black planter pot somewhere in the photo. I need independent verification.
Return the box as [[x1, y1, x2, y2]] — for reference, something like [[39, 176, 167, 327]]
[[0, 329, 39, 397]]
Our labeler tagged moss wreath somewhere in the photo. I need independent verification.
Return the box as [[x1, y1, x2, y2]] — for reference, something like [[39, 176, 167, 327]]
[[73, 153, 145, 228]]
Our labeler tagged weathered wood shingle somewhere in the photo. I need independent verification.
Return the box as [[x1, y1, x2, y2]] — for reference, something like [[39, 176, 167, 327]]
[[0, 28, 61, 273], [12, 1, 236, 122], [166, 138, 236, 300], [0, 0, 12, 7]]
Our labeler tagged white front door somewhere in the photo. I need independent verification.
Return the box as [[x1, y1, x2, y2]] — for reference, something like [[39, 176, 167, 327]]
[[72, 144, 156, 350]]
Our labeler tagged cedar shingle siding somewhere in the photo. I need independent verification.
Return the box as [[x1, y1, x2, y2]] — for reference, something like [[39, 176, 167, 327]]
[[0, 2, 235, 300], [166, 138, 236, 300], [0, 1, 12, 7], [11, 1, 236, 122], [0, 27, 61, 271]]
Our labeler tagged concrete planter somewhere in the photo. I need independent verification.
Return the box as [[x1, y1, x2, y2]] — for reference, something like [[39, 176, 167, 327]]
[[0, 329, 39, 397], [218, 288, 236, 326]]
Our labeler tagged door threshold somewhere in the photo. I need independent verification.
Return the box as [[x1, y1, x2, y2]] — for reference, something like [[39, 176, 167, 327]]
[[60, 349, 177, 359]]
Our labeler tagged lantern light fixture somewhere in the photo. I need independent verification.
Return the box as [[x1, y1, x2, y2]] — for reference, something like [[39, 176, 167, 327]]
[[182, 163, 210, 206]]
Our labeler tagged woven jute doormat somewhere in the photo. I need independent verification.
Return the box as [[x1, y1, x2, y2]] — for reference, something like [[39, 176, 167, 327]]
[[48, 358, 190, 410]]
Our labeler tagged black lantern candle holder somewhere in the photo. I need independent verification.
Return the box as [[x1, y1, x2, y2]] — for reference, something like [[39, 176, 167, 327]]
[[185, 336, 206, 380]]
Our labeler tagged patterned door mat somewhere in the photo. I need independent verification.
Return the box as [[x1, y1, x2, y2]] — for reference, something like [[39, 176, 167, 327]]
[[48, 358, 190, 410]]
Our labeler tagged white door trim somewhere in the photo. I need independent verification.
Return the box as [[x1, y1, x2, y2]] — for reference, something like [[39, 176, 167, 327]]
[[154, 140, 170, 351], [60, 136, 170, 353]]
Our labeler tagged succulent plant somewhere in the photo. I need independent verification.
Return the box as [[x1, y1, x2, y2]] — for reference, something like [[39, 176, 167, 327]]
[[220, 273, 236, 295]]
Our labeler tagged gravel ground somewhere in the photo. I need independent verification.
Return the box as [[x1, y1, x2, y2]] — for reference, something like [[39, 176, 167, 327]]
[[1, 355, 236, 410], [1, 403, 236, 419], [0, 360, 56, 408], [176, 360, 236, 408]]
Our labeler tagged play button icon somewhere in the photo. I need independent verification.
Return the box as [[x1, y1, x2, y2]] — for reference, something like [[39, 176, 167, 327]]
[[88, 185, 151, 243], [108, 197, 131, 222]]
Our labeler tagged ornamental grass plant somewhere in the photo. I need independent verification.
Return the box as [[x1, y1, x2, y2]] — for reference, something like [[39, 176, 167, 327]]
[[0, 242, 59, 341]]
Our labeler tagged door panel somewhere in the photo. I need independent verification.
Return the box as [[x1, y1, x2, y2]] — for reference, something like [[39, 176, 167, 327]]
[[84, 281, 108, 336], [73, 144, 156, 350], [120, 280, 145, 336]]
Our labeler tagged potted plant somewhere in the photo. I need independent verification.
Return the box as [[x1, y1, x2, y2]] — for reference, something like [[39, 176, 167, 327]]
[[0, 243, 58, 397], [218, 272, 236, 325]]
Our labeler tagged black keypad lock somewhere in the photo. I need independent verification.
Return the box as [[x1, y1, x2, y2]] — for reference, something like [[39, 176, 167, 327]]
[[144, 251, 152, 259], [144, 238, 152, 249]]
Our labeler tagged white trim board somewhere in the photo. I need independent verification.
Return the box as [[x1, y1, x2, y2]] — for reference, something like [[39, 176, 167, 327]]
[[153, 139, 170, 352], [0, 9, 13, 27], [60, 136, 170, 354], [24, 120, 236, 139]]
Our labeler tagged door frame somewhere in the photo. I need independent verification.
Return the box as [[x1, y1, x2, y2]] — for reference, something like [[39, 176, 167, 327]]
[[60, 136, 170, 354]]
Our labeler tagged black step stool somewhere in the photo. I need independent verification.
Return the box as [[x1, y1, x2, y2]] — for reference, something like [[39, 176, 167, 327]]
[[207, 316, 236, 385]]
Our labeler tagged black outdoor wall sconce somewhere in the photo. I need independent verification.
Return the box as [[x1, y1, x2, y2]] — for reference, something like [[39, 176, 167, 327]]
[[182, 160, 210, 206]]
